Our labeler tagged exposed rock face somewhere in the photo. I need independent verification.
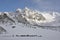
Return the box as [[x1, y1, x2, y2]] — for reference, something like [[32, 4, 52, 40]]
[[16, 13, 29, 24], [15, 7, 46, 25], [27, 13, 46, 21], [0, 26, 6, 34], [0, 13, 15, 24]]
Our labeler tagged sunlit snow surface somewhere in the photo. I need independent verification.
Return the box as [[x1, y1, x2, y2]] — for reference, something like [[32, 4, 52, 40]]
[[0, 7, 60, 40]]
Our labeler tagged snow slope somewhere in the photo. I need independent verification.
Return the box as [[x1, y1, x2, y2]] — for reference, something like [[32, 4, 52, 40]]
[[0, 23, 60, 40]]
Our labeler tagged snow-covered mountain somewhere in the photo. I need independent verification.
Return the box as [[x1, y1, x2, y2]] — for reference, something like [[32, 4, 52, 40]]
[[0, 7, 60, 40], [0, 7, 60, 25], [0, 7, 60, 30]]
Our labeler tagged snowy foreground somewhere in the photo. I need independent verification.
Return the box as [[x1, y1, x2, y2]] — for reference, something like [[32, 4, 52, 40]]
[[0, 7, 60, 40], [0, 23, 60, 40]]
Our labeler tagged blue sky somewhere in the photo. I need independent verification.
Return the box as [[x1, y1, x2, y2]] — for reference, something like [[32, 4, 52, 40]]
[[0, 0, 60, 12]]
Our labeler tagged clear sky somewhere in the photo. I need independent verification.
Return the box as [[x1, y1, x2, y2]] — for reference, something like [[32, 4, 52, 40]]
[[0, 0, 60, 12]]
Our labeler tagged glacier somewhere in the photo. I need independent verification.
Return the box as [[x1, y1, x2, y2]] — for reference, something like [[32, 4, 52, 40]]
[[0, 7, 60, 40]]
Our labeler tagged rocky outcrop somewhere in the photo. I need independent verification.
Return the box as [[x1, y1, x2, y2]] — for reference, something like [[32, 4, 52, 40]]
[[0, 13, 15, 23], [0, 26, 6, 34]]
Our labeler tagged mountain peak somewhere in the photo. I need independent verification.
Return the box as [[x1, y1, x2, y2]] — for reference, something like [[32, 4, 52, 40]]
[[16, 8, 22, 13]]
